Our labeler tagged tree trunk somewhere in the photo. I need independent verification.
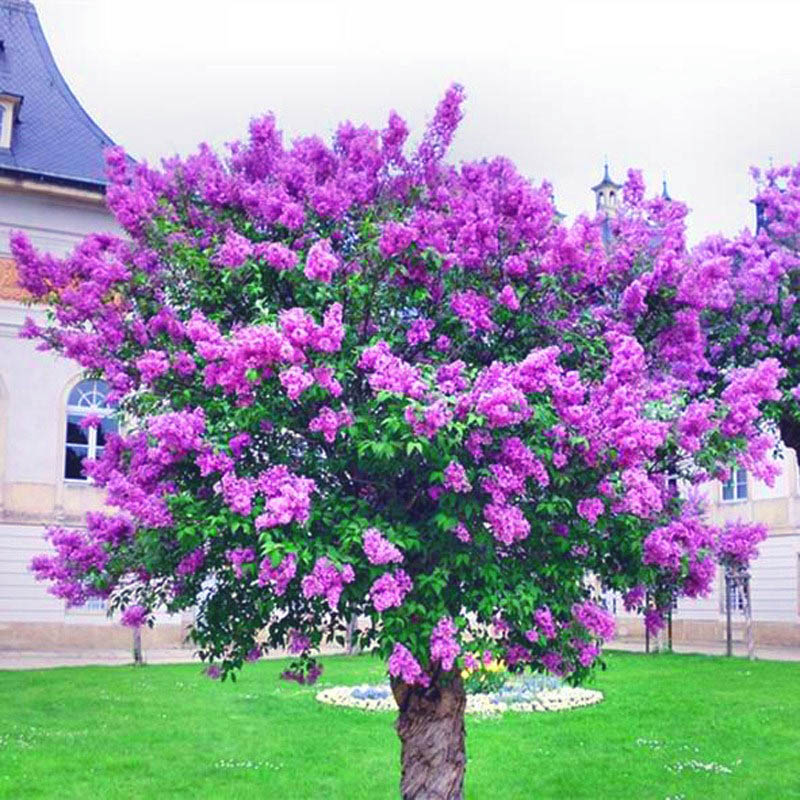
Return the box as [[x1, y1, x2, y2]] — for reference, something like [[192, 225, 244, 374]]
[[744, 574, 755, 662], [725, 571, 733, 657], [392, 674, 467, 800], [345, 615, 357, 655], [132, 627, 143, 666]]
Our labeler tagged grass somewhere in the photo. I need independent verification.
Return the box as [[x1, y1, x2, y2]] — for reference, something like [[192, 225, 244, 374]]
[[1, 650, 798, 799]]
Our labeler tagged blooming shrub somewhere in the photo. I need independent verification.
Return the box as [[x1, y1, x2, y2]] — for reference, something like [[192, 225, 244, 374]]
[[20, 85, 778, 695]]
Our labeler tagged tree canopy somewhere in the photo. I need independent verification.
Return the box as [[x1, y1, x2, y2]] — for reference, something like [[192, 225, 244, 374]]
[[18, 85, 793, 797]]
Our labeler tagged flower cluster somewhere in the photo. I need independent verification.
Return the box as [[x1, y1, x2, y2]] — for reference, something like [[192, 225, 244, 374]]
[[257, 552, 297, 595], [389, 643, 430, 687], [362, 529, 404, 565], [301, 558, 355, 610], [120, 605, 149, 628], [429, 617, 460, 671], [226, 547, 256, 579], [443, 461, 471, 493], [281, 663, 323, 685], [571, 601, 616, 640], [304, 239, 340, 283], [369, 569, 412, 612], [715, 521, 768, 571], [308, 406, 354, 443]]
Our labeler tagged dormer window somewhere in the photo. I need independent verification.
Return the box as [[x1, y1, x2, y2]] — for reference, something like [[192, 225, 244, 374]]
[[0, 93, 22, 150]]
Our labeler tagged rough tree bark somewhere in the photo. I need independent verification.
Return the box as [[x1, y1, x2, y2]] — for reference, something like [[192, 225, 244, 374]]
[[391, 674, 467, 800]]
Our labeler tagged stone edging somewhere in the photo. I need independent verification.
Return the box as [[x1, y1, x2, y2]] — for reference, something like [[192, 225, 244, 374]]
[[316, 684, 603, 714]]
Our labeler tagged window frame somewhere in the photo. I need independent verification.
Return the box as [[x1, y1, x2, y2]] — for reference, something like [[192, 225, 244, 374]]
[[719, 571, 749, 615], [63, 379, 116, 483], [721, 467, 748, 503]]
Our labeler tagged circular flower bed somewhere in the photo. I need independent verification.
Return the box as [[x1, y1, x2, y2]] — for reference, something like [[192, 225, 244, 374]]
[[316, 677, 603, 714]]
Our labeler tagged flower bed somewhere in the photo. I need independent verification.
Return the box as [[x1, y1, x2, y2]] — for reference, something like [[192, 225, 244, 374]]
[[316, 677, 603, 714]]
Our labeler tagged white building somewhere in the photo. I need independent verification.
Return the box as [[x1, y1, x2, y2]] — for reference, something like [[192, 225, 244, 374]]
[[0, 0, 184, 651]]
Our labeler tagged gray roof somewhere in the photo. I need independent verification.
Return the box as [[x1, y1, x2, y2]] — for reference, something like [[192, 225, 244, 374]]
[[0, 0, 116, 190]]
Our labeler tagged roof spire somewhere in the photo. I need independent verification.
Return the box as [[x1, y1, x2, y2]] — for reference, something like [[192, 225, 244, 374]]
[[591, 160, 621, 193], [661, 173, 671, 201]]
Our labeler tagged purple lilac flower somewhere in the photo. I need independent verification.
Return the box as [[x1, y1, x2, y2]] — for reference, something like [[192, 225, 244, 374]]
[[362, 528, 404, 565], [369, 569, 412, 612], [577, 497, 604, 525], [429, 617, 460, 671], [120, 604, 148, 628], [443, 460, 471, 493], [304, 238, 339, 283], [389, 643, 430, 687], [571, 601, 616, 640]]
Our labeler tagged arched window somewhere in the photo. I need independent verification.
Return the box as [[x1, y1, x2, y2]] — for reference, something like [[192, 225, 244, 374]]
[[64, 379, 117, 481]]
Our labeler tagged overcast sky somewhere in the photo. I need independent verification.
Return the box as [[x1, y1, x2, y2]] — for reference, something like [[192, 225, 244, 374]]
[[35, 0, 800, 242]]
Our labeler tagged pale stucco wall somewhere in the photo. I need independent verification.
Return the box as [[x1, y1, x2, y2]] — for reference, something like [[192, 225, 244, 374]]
[[0, 185, 117, 257], [0, 186, 186, 649], [613, 443, 800, 643]]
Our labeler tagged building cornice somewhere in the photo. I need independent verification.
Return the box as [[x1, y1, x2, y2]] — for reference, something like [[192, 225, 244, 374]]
[[0, 173, 106, 205]]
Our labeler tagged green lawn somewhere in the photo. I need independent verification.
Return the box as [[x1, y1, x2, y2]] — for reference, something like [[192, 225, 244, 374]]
[[1, 650, 798, 799]]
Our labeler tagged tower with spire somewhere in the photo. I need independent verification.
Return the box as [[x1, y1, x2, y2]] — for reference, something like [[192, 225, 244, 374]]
[[591, 162, 622, 215]]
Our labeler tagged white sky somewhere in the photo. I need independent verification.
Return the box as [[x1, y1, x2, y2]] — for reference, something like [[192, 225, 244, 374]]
[[34, 0, 800, 242]]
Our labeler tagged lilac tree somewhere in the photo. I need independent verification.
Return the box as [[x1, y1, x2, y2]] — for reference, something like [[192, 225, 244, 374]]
[[20, 87, 774, 798], [682, 163, 800, 464]]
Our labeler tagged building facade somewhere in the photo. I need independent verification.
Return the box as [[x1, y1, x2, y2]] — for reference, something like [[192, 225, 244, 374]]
[[0, 0, 184, 650]]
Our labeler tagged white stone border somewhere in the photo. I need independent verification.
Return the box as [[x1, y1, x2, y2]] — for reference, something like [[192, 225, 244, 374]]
[[316, 684, 603, 714]]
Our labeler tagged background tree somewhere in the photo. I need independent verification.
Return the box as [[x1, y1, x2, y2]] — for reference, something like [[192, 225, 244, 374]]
[[676, 163, 800, 465], [20, 86, 774, 799]]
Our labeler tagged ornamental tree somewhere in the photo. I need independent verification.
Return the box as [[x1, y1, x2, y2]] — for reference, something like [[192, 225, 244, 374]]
[[679, 163, 800, 464], [20, 86, 775, 799]]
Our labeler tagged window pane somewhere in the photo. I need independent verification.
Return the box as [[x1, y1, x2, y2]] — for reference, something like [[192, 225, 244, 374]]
[[66, 415, 89, 445], [736, 469, 748, 499], [65, 445, 89, 480], [722, 481, 734, 501], [96, 416, 118, 447]]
